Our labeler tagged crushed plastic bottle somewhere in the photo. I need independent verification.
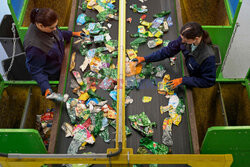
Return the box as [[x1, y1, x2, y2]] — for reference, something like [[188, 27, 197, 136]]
[[162, 117, 173, 146], [93, 111, 104, 136], [126, 49, 137, 60], [130, 32, 148, 38], [149, 27, 163, 38], [46, 93, 69, 103], [147, 38, 163, 48], [155, 65, 166, 78], [99, 128, 111, 143], [153, 10, 171, 18], [96, 9, 118, 22], [167, 16, 173, 27], [81, 0, 87, 12], [140, 20, 152, 28], [151, 17, 164, 29], [130, 4, 148, 13], [130, 37, 147, 51]]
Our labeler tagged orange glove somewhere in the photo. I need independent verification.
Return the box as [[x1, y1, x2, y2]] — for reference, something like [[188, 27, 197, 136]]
[[167, 78, 183, 89], [132, 56, 145, 64], [72, 31, 82, 37], [45, 88, 52, 97]]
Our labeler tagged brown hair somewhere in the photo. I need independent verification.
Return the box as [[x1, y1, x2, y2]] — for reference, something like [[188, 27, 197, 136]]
[[180, 22, 212, 44], [30, 8, 58, 27]]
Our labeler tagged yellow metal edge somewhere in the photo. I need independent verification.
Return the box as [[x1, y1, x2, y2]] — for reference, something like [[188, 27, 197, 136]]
[[1, 154, 233, 166], [116, 0, 127, 149]]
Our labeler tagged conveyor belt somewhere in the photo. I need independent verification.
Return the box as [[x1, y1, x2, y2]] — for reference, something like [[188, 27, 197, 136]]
[[55, 0, 191, 165], [125, 0, 191, 155]]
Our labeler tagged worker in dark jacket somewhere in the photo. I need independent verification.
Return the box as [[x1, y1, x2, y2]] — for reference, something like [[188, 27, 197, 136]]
[[133, 22, 216, 89], [24, 8, 82, 97]]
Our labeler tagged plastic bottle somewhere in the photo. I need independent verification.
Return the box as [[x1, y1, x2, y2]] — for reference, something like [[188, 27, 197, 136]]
[[147, 38, 163, 48], [153, 10, 171, 18]]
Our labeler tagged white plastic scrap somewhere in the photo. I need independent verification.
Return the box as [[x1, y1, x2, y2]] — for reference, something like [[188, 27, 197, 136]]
[[107, 23, 112, 28], [61, 122, 74, 137], [80, 58, 91, 72]]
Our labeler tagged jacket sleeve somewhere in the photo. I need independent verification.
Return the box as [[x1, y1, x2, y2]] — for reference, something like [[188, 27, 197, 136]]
[[26, 46, 51, 95], [182, 56, 216, 88], [144, 36, 182, 62], [61, 30, 72, 43]]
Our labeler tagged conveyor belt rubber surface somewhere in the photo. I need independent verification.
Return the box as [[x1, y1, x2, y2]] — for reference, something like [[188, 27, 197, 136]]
[[125, 0, 191, 155], [55, 0, 191, 166]]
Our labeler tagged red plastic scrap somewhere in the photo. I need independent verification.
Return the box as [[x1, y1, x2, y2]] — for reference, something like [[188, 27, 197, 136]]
[[41, 112, 53, 122], [140, 14, 147, 20], [127, 17, 132, 23]]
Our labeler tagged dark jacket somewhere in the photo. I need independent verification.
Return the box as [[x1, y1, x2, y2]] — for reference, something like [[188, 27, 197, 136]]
[[144, 36, 216, 88], [24, 24, 72, 95]]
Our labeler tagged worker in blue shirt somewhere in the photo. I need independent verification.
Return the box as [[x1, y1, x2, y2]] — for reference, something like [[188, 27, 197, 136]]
[[24, 8, 82, 97], [133, 22, 216, 89]]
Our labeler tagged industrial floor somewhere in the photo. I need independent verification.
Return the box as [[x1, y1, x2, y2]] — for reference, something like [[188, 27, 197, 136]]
[[55, 0, 191, 166]]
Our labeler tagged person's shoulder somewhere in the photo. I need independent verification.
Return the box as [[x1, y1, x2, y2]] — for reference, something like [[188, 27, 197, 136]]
[[26, 46, 45, 55], [202, 44, 215, 56]]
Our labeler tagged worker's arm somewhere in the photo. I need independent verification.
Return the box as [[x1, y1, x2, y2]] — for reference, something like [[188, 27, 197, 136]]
[[144, 36, 182, 62], [26, 46, 51, 95], [60, 30, 73, 43], [182, 56, 216, 88]]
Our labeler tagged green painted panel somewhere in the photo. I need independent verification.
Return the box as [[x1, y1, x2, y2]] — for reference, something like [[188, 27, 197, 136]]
[[0, 129, 47, 154], [202, 26, 233, 77], [201, 126, 250, 167]]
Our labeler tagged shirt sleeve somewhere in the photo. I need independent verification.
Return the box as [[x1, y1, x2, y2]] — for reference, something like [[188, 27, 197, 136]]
[[26, 46, 51, 95], [61, 30, 72, 43], [182, 56, 216, 88], [144, 36, 182, 62]]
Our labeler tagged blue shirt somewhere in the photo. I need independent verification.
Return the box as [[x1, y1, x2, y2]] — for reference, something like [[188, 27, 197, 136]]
[[24, 24, 72, 95], [144, 36, 216, 88]]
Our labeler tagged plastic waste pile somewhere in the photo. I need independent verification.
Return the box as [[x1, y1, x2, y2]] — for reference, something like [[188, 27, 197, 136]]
[[59, 0, 135, 156], [124, 0, 185, 159], [36, 108, 55, 149], [59, 0, 185, 160]]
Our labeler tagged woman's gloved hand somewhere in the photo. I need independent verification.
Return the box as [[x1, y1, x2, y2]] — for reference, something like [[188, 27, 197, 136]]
[[45, 88, 52, 97], [167, 78, 183, 89], [132, 56, 145, 65], [72, 31, 82, 37]]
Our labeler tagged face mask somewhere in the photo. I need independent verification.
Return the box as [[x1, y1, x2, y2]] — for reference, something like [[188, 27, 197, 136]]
[[191, 43, 198, 52]]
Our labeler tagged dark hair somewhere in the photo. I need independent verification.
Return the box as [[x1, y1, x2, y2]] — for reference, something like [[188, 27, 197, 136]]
[[180, 22, 212, 44], [30, 8, 58, 27]]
